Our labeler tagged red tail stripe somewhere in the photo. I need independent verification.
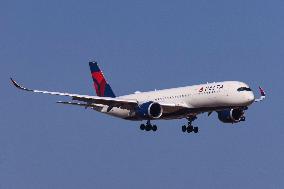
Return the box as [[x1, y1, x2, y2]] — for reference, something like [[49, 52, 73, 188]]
[[92, 72, 105, 83], [91, 71, 107, 96]]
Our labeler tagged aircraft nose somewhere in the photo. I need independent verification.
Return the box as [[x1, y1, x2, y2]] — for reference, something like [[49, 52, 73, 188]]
[[247, 92, 255, 104]]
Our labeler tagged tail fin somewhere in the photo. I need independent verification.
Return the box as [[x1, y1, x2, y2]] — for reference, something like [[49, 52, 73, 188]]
[[89, 61, 116, 98]]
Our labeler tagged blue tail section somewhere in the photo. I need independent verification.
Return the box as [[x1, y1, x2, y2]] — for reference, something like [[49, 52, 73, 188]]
[[89, 61, 116, 98]]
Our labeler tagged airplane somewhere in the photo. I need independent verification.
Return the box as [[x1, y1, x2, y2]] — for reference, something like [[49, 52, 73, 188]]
[[10, 61, 266, 133]]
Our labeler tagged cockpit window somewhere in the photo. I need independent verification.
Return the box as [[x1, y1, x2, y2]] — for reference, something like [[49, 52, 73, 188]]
[[237, 87, 252, 92]]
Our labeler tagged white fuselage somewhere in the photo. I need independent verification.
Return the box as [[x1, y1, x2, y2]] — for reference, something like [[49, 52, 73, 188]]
[[94, 81, 255, 120]]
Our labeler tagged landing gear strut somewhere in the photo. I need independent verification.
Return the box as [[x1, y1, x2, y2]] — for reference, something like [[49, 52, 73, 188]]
[[140, 120, 157, 132], [182, 116, 199, 134]]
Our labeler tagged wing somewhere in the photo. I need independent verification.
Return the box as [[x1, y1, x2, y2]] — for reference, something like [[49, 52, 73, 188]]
[[10, 78, 193, 113], [10, 78, 138, 109]]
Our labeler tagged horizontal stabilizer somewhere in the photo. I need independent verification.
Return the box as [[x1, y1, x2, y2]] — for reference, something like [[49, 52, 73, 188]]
[[56, 101, 105, 112]]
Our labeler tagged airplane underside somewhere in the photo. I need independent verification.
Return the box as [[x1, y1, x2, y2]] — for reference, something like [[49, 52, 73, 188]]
[[91, 104, 248, 134], [111, 105, 246, 121]]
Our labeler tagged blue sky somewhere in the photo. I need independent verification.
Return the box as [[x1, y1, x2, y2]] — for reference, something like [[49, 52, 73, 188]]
[[1, 0, 284, 188]]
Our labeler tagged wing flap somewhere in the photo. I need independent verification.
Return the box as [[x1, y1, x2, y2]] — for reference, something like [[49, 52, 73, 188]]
[[57, 101, 94, 107]]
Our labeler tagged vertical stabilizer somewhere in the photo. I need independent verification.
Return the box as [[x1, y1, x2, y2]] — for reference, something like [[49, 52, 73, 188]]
[[89, 61, 116, 98]]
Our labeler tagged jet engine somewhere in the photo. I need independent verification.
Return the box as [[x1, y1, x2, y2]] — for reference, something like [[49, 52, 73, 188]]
[[217, 108, 245, 123], [136, 102, 163, 119]]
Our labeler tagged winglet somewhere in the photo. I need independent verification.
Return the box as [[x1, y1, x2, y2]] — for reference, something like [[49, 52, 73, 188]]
[[10, 78, 33, 91], [10, 78, 20, 88], [259, 86, 266, 96], [255, 86, 266, 102]]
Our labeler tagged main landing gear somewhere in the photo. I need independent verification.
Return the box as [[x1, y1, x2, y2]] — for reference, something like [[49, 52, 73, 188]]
[[182, 116, 199, 134], [140, 120, 157, 132]]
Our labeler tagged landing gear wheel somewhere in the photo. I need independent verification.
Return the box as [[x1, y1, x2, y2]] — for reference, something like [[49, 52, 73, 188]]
[[182, 125, 186, 132], [140, 120, 158, 132], [140, 124, 145, 130], [145, 125, 152, 131], [187, 126, 193, 133], [152, 125, 157, 131], [193, 127, 199, 133], [184, 116, 198, 134]]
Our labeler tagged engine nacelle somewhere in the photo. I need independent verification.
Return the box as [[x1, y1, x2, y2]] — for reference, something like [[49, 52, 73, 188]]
[[136, 102, 163, 119], [217, 109, 245, 123]]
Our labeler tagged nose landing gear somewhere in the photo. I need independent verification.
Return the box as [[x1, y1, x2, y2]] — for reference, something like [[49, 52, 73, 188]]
[[182, 116, 199, 134], [140, 120, 157, 132]]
